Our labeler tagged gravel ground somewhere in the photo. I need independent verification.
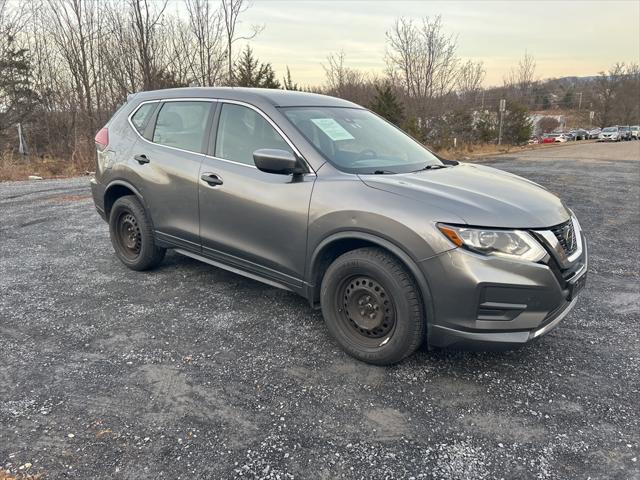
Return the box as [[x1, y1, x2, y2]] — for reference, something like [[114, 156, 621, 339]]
[[1, 141, 639, 479]]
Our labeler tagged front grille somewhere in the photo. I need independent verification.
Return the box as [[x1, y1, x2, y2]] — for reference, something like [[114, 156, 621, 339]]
[[551, 219, 577, 256]]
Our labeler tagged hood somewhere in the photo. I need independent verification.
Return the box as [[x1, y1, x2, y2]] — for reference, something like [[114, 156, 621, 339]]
[[359, 163, 570, 229]]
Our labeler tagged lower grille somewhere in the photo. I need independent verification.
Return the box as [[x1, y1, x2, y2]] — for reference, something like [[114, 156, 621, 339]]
[[550, 220, 577, 256]]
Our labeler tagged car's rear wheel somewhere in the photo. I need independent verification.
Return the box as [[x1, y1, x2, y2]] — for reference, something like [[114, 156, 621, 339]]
[[320, 247, 425, 365], [109, 195, 165, 271]]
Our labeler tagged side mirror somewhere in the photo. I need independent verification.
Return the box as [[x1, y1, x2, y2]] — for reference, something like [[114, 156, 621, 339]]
[[253, 149, 302, 175]]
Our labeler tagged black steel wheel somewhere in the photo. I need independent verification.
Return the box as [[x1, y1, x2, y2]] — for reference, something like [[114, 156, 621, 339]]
[[115, 212, 142, 261], [108, 195, 165, 271], [320, 247, 426, 365], [339, 275, 396, 344]]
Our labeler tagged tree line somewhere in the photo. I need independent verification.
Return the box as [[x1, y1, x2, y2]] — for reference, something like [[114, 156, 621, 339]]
[[1, 0, 638, 169]]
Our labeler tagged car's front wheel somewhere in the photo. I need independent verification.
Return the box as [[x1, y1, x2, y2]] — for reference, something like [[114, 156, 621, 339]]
[[320, 247, 425, 365], [109, 195, 166, 271]]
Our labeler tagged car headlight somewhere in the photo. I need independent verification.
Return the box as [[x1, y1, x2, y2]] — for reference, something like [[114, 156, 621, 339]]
[[437, 224, 547, 262]]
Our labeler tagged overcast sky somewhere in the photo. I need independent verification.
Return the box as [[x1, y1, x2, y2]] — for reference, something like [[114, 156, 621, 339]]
[[218, 0, 640, 87]]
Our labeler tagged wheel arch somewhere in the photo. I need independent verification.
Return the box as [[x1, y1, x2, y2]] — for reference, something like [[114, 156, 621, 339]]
[[307, 232, 434, 329], [103, 180, 145, 221]]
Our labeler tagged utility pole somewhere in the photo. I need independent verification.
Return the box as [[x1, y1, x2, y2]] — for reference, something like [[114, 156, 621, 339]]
[[577, 92, 583, 110], [498, 99, 506, 145]]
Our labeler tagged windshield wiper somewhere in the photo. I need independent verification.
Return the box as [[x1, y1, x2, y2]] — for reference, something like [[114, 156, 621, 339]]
[[414, 164, 448, 172], [372, 169, 397, 174]]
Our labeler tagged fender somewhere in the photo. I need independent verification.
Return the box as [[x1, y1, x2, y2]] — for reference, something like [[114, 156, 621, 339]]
[[104, 179, 145, 203], [103, 179, 155, 232], [307, 230, 436, 340]]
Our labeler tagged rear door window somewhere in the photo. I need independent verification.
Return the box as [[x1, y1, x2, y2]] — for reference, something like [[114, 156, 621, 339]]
[[152, 101, 212, 153]]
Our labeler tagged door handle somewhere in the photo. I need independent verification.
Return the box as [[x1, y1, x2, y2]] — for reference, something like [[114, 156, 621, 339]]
[[134, 154, 150, 165], [201, 173, 223, 186]]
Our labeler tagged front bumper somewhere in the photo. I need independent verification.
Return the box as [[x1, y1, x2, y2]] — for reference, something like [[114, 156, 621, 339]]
[[420, 232, 587, 349]]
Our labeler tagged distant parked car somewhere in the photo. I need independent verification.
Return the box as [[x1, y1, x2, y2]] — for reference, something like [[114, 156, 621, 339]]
[[542, 133, 568, 143], [528, 136, 541, 144], [618, 126, 632, 141], [571, 129, 588, 140], [598, 126, 621, 142], [544, 133, 568, 143], [588, 128, 601, 139], [631, 126, 639, 139]]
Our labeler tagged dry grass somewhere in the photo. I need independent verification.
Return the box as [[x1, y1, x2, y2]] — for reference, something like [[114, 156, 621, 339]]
[[436, 142, 517, 159], [437, 140, 596, 161], [0, 152, 94, 181]]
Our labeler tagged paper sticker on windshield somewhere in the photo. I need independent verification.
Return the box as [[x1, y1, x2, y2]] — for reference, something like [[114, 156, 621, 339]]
[[310, 118, 354, 141]]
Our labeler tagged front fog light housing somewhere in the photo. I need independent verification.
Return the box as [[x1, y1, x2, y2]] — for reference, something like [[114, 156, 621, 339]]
[[438, 224, 546, 262]]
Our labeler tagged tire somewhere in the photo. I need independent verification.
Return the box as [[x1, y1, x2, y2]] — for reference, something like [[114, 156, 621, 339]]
[[320, 247, 425, 365], [109, 195, 166, 271]]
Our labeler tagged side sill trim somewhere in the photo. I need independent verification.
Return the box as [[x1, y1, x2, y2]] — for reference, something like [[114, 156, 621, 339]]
[[174, 249, 293, 292]]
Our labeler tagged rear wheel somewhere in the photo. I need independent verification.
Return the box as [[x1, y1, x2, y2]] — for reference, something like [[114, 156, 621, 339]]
[[109, 195, 165, 271], [320, 247, 425, 365]]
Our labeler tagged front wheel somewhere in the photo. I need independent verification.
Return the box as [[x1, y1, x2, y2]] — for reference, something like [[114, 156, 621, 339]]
[[109, 195, 166, 271], [320, 247, 425, 365]]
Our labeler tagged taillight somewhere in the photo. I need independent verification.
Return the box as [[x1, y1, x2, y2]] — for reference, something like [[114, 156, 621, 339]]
[[95, 127, 109, 151]]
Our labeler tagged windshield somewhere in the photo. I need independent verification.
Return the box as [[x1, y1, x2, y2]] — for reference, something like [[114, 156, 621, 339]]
[[281, 107, 442, 174], [603, 127, 618, 132]]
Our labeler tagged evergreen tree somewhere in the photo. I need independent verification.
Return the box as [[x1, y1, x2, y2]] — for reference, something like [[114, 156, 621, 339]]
[[402, 117, 423, 141], [233, 46, 280, 89], [234, 45, 260, 87], [369, 82, 404, 126], [258, 62, 280, 89], [502, 101, 532, 145], [562, 88, 575, 109], [475, 111, 497, 143], [283, 66, 299, 91], [0, 35, 38, 147]]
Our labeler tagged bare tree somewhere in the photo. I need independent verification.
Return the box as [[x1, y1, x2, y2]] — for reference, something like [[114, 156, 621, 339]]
[[593, 63, 625, 127], [616, 63, 640, 124], [322, 51, 370, 104], [323, 51, 362, 92], [128, 0, 168, 90], [504, 51, 537, 101], [386, 16, 459, 102], [101, 4, 143, 104], [457, 60, 485, 103], [0, 0, 24, 50], [185, 0, 226, 86], [221, 0, 262, 84], [45, 0, 103, 140], [538, 116, 560, 133]]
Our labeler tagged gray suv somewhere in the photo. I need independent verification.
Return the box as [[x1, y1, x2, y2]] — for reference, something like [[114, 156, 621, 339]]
[[91, 88, 588, 365]]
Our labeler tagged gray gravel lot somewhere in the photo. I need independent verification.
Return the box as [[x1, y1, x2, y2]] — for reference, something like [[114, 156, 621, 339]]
[[1, 141, 639, 479]]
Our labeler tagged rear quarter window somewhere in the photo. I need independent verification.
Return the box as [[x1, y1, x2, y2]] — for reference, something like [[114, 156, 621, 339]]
[[130, 103, 157, 134]]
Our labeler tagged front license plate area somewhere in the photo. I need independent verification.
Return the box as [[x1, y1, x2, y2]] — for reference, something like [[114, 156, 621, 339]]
[[568, 272, 587, 300]]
